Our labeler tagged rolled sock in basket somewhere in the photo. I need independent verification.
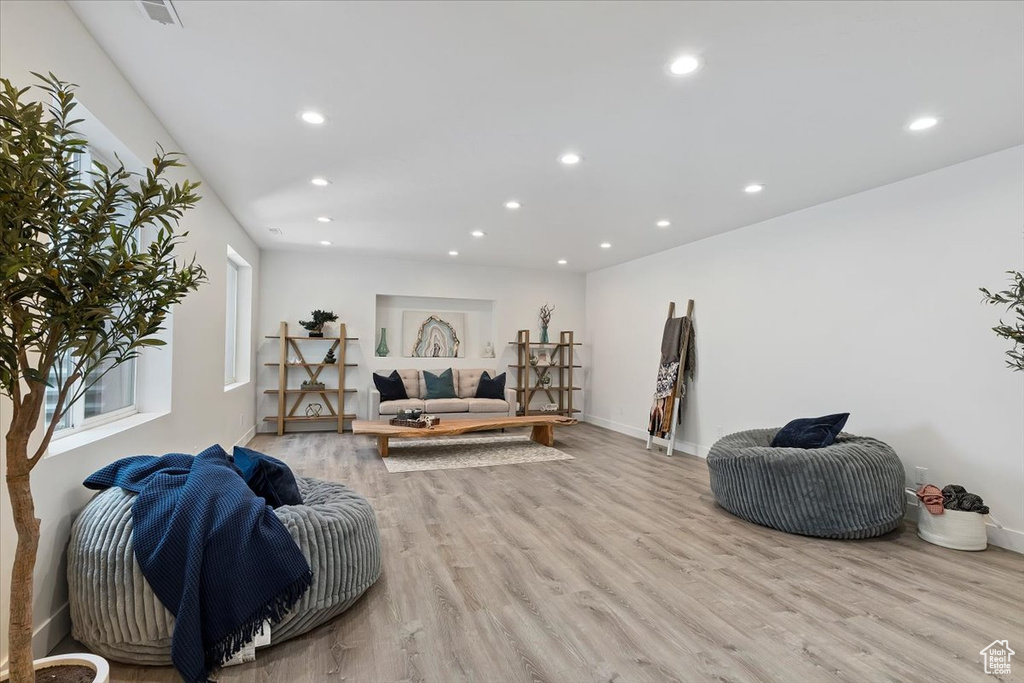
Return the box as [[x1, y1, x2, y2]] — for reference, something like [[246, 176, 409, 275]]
[[916, 485, 945, 515]]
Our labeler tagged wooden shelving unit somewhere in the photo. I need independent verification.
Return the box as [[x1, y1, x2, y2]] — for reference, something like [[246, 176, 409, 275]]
[[508, 330, 582, 417], [263, 321, 358, 435]]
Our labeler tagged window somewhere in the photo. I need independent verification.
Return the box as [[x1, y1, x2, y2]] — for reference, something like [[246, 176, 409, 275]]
[[45, 148, 139, 435], [225, 258, 239, 384], [225, 246, 253, 389]]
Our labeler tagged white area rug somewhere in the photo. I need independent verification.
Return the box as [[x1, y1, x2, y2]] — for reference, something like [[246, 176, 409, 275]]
[[382, 435, 574, 473]]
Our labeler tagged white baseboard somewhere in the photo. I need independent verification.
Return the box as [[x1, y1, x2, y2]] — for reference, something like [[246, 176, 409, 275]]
[[233, 424, 257, 448], [0, 602, 69, 667], [584, 414, 648, 440], [904, 495, 1023, 554], [34, 601, 69, 659], [583, 414, 708, 458]]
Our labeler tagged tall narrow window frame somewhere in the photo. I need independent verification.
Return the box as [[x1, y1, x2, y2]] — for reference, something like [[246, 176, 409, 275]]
[[225, 258, 240, 385], [225, 246, 253, 391], [45, 146, 140, 438]]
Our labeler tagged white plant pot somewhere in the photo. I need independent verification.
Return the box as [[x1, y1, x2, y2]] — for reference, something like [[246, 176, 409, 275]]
[[1, 653, 109, 683], [917, 505, 988, 551]]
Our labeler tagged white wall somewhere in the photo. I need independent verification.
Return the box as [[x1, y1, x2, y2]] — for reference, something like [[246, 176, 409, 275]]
[[586, 146, 1024, 551], [258, 252, 586, 427], [0, 0, 261, 661]]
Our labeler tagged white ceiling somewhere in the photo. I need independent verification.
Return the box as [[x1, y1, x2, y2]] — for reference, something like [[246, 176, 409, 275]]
[[69, 0, 1024, 272]]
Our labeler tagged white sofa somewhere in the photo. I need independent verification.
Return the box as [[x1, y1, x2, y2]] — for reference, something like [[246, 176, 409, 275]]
[[369, 368, 516, 421]]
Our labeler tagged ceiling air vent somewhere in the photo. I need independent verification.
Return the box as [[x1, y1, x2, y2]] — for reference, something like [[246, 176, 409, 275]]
[[136, 0, 182, 27]]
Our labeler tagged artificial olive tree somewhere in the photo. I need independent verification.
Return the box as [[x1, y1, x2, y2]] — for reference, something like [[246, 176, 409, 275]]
[[981, 271, 1024, 371], [0, 73, 205, 682]]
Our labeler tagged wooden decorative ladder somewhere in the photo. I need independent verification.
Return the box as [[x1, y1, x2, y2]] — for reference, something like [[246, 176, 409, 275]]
[[646, 299, 694, 456]]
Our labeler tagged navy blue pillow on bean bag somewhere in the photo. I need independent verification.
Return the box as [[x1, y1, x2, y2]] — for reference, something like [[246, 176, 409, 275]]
[[232, 446, 303, 508], [770, 413, 850, 449]]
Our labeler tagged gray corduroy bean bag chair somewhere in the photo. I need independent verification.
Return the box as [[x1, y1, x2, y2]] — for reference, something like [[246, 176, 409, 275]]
[[706, 429, 905, 539], [67, 477, 381, 664]]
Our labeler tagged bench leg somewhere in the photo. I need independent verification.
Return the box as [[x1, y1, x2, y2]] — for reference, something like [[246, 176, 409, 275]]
[[530, 425, 554, 447], [377, 436, 389, 458]]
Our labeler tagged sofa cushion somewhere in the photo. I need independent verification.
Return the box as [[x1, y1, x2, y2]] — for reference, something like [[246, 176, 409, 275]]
[[457, 368, 489, 398], [396, 369, 420, 399], [423, 369, 458, 399], [466, 398, 510, 413], [475, 371, 506, 399], [420, 369, 458, 398], [379, 398, 425, 415], [372, 370, 408, 403], [424, 398, 469, 413]]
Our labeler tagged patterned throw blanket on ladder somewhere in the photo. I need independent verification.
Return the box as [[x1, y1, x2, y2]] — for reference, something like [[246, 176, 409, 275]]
[[648, 315, 695, 438]]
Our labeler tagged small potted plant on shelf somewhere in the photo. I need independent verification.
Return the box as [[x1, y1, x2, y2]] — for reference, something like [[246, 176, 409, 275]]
[[299, 309, 338, 337], [0, 74, 205, 683]]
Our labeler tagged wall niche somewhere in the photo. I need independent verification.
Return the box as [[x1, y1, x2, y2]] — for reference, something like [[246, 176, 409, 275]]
[[374, 295, 496, 361]]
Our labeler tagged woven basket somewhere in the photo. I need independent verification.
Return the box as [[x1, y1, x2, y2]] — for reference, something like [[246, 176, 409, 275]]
[[916, 506, 987, 551]]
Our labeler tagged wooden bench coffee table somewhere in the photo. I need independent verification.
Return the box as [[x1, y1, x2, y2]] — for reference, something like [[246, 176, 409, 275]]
[[352, 415, 578, 457]]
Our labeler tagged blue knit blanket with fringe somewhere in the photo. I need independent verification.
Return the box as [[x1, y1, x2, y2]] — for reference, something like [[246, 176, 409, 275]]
[[84, 445, 312, 683]]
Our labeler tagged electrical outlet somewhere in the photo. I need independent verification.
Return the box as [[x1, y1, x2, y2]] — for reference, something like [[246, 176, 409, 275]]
[[239, 413, 245, 428], [914, 466, 929, 486], [717, 425, 725, 438]]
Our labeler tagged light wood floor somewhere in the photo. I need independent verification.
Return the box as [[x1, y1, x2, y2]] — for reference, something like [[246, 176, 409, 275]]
[[71, 424, 1023, 682]]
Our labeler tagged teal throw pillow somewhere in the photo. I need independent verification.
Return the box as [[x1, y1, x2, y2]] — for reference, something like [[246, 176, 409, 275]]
[[423, 368, 458, 399]]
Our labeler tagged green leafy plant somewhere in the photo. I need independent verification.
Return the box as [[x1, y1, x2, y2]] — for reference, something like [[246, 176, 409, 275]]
[[0, 73, 206, 681], [980, 270, 1024, 371], [299, 309, 338, 336]]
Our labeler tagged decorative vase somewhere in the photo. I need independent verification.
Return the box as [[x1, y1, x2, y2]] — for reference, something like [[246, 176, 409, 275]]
[[376, 328, 390, 357], [540, 325, 549, 344]]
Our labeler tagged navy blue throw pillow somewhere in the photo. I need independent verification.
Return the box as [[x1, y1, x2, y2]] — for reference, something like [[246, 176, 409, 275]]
[[475, 371, 506, 399], [232, 446, 303, 508], [373, 370, 408, 402], [770, 413, 850, 449]]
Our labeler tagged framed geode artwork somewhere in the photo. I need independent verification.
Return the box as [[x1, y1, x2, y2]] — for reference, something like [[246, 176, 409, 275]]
[[402, 311, 466, 357]]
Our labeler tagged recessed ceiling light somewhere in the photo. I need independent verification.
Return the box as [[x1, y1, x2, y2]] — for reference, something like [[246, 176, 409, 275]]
[[448, 250, 459, 256], [907, 115, 939, 132], [316, 216, 333, 223], [311, 177, 330, 186], [505, 200, 521, 210], [744, 184, 765, 194], [668, 54, 702, 76], [300, 110, 326, 125], [600, 242, 612, 249], [320, 240, 332, 246], [558, 259, 567, 265], [559, 152, 582, 165], [656, 219, 671, 228], [471, 230, 486, 237]]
